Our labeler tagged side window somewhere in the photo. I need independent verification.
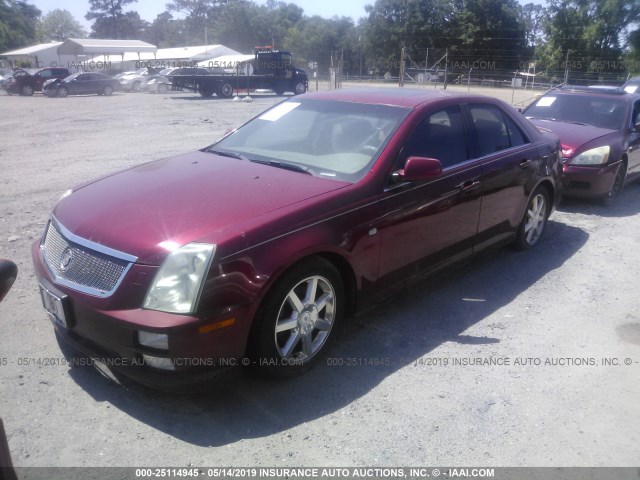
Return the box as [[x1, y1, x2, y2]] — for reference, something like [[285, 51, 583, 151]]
[[504, 114, 528, 147], [39, 70, 52, 78], [469, 105, 511, 156], [401, 105, 469, 169]]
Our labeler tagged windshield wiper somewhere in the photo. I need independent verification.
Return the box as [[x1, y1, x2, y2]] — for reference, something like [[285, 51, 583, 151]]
[[206, 149, 249, 161], [250, 159, 312, 175], [566, 121, 590, 126]]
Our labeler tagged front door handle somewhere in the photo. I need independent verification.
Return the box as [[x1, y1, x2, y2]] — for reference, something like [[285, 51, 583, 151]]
[[458, 180, 480, 192]]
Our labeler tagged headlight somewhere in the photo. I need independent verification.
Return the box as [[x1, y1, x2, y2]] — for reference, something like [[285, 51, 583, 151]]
[[144, 243, 215, 314], [570, 146, 610, 165]]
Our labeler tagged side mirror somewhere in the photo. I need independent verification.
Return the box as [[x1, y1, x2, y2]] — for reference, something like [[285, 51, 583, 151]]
[[0, 259, 18, 303], [394, 156, 443, 182]]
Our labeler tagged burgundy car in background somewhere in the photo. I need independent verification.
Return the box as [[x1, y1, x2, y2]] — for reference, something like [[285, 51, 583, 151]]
[[32, 89, 562, 390], [523, 86, 640, 204]]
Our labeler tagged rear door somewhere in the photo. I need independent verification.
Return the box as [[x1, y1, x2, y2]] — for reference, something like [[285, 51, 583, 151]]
[[376, 104, 482, 288], [464, 103, 541, 250]]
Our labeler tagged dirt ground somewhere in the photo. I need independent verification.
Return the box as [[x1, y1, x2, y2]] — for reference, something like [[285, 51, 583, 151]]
[[0, 84, 639, 472]]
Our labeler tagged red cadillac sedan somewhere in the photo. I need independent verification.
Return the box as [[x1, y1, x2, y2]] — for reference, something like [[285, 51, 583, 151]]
[[33, 88, 562, 390]]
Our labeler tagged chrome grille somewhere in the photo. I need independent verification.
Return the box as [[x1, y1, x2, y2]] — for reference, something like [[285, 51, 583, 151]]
[[42, 221, 133, 297]]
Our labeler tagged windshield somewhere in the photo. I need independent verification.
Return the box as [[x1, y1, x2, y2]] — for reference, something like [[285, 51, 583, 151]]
[[524, 93, 627, 130], [208, 99, 410, 182]]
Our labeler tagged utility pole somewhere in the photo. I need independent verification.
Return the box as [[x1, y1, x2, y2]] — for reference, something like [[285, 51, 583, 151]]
[[359, 35, 363, 79], [563, 50, 571, 85], [443, 50, 448, 89], [399, 46, 405, 87]]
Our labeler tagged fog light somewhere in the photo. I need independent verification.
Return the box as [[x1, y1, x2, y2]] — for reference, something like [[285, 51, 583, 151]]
[[142, 354, 176, 371], [138, 331, 169, 350]]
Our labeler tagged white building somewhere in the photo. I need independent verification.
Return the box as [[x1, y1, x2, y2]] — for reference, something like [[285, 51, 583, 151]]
[[0, 42, 75, 69]]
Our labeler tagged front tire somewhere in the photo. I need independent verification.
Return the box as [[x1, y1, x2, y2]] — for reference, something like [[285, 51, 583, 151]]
[[57, 87, 68, 98], [602, 162, 625, 206], [514, 186, 550, 250], [249, 257, 344, 378], [294, 81, 307, 95]]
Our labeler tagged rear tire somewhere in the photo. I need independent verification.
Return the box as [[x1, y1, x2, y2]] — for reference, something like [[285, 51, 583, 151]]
[[157, 83, 168, 94], [131, 81, 141, 92], [218, 82, 234, 98], [21, 85, 34, 96], [249, 257, 344, 379], [103, 85, 113, 96], [199, 85, 214, 97], [513, 186, 550, 250]]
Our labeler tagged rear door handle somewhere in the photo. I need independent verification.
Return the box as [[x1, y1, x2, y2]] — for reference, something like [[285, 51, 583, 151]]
[[520, 159, 533, 168]]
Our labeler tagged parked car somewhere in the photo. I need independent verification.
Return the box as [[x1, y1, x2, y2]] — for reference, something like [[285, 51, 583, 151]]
[[1, 67, 70, 96], [623, 76, 640, 94], [523, 86, 640, 204], [167, 67, 211, 91], [118, 67, 160, 92], [43, 72, 121, 97], [32, 89, 562, 390], [143, 67, 178, 93]]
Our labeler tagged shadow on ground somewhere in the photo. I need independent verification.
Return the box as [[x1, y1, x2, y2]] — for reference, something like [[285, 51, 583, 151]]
[[66, 219, 588, 446], [557, 181, 640, 218]]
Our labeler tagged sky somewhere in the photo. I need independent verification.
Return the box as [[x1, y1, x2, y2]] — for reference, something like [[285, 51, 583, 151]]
[[29, 0, 374, 30]]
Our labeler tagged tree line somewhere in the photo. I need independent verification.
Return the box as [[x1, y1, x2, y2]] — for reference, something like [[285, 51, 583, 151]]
[[2, 0, 639, 79]]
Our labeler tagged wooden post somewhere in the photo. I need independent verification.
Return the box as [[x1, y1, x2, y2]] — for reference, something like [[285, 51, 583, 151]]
[[0, 418, 17, 480]]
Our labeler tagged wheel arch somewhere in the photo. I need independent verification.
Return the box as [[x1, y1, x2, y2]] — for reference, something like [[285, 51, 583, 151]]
[[253, 250, 358, 321], [243, 250, 357, 361], [534, 179, 555, 213]]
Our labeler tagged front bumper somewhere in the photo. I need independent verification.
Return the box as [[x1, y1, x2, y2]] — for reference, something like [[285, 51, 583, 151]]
[[32, 240, 251, 391], [561, 160, 620, 198]]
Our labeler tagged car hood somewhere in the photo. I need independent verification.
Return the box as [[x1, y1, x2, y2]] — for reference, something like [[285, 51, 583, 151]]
[[53, 151, 349, 265], [528, 118, 615, 153]]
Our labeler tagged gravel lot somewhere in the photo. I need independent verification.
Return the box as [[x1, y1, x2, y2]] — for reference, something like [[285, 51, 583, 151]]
[[1, 85, 639, 471]]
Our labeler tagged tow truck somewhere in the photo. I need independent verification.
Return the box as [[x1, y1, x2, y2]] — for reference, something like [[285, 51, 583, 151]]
[[168, 46, 309, 98]]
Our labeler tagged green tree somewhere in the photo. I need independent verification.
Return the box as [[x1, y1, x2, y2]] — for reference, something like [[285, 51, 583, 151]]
[[0, 0, 41, 52], [86, 0, 147, 39], [143, 12, 186, 47], [283, 15, 358, 73], [211, 1, 303, 52], [166, 0, 228, 44], [37, 9, 87, 42], [540, 0, 640, 75], [449, 0, 526, 71], [519, 2, 547, 48], [362, 0, 457, 75], [628, 28, 640, 73]]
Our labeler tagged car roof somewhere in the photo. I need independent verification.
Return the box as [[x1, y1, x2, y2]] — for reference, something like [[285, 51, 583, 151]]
[[558, 85, 627, 95], [538, 86, 640, 103], [301, 87, 498, 108]]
